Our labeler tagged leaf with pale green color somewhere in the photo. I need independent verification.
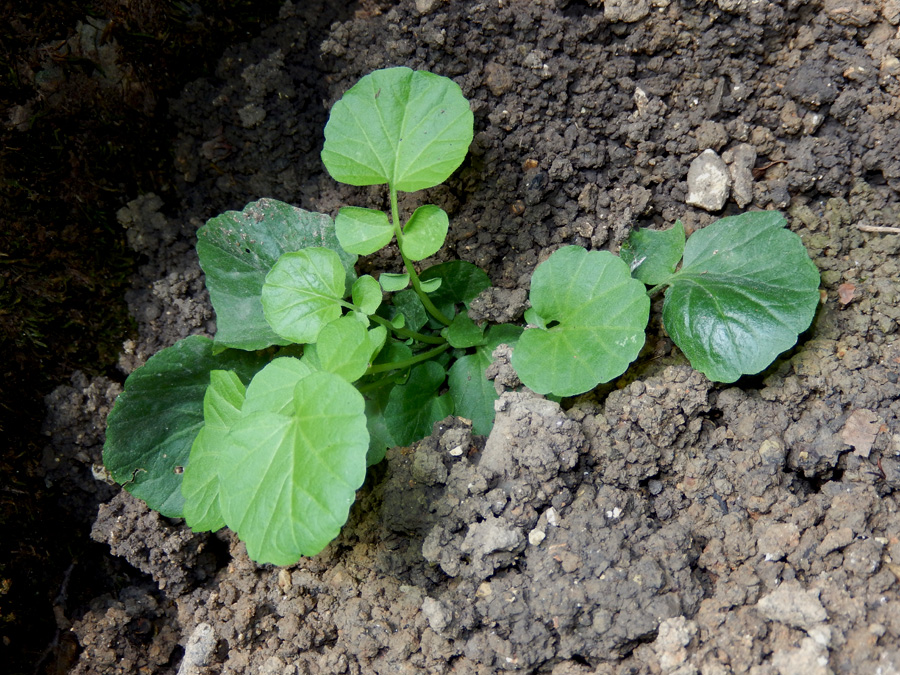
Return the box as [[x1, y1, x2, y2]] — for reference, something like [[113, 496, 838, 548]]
[[242, 357, 314, 416], [444, 312, 485, 348], [420, 261, 491, 319], [303, 316, 385, 382], [419, 277, 442, 293], [511, 246, 650, 397], [182, 370, 245, 532], [352, 275, 382, 314], [448, 324, 522, 436], [321, 67, 474, 192], [335, 206, 394, 255], [218, 371, 369, 564], [400, 205, 449, 261], [197, 199, 356, 351], [661, 211, 820, 383], [380, 273, 409, 292], [620, 221, 686, 286], [103, 336, 267, 518], [524, 307, 545, 329], [262, 247, 347, 344], [385, 361, 454, 446]]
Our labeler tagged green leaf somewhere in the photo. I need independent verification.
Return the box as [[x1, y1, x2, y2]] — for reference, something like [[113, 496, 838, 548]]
[[385, 361, 454, 446], [524, 307, 546, 329], [419, 277, 442, 293], [242, 357, 315, 416], [448, 324, 522, 436], [352, 275, 382, 315], [511, 246, 650, 397], [385, 289, 428, 332], [420, 260, 491, 318], [182, 370, 245, 532], [197, 199, 356, 351], [304, 316, 383, 382], [102, 336, 267, 517], [444, 312, 485, 348], [620, 221, 686, 286], [662, 211, 820, 382], [218, 371, 369, 564], [262, 247, 347, 344], [380, 273, 410, 292], [321, 67, 474, 192], [400, 205, 449, 261], [335, 206, 394, 255], [364, 387, 395, 467]]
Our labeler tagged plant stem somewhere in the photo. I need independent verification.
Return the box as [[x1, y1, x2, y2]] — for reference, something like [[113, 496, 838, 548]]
[[369, 314, 445, 345], [389, 185, 453, 326], [365, 342, 450, 376], [356, 375, 396, 395]]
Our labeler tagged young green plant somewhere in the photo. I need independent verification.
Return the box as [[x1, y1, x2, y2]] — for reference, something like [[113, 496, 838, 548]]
[[103, 67, 820, 566]]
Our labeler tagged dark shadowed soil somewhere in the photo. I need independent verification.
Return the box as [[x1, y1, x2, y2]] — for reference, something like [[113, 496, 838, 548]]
[[36, 0, 900, 673]]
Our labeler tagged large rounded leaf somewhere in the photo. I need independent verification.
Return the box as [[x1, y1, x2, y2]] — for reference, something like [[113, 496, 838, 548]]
[[102, 336, 267, 517], [512, 247, 650, 397], [218, 371, 369, 564], [662, 211, 820, 382], [321, 67, 474, 192]]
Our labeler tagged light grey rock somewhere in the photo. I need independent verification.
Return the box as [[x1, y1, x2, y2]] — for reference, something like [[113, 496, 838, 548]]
[[757, 580, 827, 630], [604, 0, 650, 22], [177, 623, 216, 675], [723, 143, 757, 208], [421, 597, 453, 633], [686, 149, 731, 212]]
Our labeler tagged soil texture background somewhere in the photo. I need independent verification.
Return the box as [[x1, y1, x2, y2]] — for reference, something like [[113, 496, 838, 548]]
[[33, 0, 900, 673]]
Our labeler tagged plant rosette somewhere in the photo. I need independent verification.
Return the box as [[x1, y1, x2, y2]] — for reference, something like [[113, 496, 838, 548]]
[[103, 66, 820, 565]]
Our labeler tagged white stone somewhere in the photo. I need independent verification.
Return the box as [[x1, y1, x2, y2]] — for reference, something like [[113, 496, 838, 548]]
[[686, 149, 731, 212]]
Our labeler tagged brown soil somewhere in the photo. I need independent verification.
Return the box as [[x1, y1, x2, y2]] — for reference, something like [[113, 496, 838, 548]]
[[32, 0, 900, 673]]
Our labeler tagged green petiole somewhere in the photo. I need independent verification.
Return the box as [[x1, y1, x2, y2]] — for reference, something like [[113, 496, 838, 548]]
[[368, 314, 445, 345], [390, 186, 453, 327], [365, 342, 450, 376]]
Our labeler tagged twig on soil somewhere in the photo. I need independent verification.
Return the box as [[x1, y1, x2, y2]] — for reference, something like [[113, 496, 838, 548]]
[[856, 224, 900, 234]]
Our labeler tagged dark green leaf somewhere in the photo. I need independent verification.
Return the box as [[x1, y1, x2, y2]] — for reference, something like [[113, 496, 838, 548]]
[[444, 312, 485, 348], [384, 289, 428, 332], [420, 260, 491, 318], [385, 361, 454, 446], [102, 336, 267, 517], [364, 386, 395, 466], [448, 324, 522, 436], [620, 221, 686, 286], [662, 211, 820, 382]]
